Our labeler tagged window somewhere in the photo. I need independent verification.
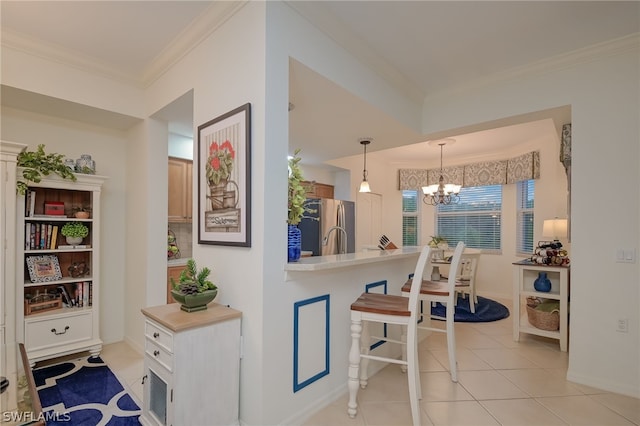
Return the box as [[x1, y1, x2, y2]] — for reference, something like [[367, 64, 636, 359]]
[[402, 190, 419, 246], [435, 185, 502, 252], [516, 180, 535, 254]]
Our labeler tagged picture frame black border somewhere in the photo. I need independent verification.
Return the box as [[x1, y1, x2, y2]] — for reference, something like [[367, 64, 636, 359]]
[[197, 103, 251, 247]]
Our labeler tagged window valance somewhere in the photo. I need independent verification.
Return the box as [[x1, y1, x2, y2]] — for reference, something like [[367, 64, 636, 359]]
[[398, 151, 539, 190]]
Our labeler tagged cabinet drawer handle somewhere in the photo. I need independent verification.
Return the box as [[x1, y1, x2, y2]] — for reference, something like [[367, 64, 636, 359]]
[[51, 326, 70, 335], [153, 332, 160, 339], [153, 350, 160, 357]]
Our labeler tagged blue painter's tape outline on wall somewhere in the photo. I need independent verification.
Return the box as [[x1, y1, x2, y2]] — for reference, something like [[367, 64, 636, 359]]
[[293, 294, 330, 392], [365, 280, 387, 351]]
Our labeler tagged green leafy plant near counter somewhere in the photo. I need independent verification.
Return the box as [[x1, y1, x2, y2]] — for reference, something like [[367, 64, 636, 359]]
[[171, 258, 217, 295], [16, 144, 76, 195], [60, 222, 89, 238], [287, 149, 315, 225]]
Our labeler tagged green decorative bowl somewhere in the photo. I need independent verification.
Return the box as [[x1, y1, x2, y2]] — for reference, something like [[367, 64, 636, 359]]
[[170, 289, 218, 312]]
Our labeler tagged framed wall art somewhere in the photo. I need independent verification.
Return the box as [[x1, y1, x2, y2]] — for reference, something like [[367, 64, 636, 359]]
[[197, 103, 251, 247], [26, 255, 63, 283]]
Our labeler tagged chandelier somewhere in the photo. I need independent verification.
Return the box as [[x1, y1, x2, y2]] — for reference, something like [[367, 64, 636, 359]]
[[422, 139, 461, 205]]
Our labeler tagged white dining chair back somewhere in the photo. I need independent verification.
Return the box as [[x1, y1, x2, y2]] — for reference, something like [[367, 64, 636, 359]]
[[401, 241, 466, 382]]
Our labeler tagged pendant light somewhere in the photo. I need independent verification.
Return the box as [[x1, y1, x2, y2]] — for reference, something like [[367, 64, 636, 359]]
[[359, 139, 371, 193], [422, 138, 461, 205]]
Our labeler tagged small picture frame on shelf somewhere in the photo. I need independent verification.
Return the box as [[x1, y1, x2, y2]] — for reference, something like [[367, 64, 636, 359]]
[[26, 255, 62, 283]]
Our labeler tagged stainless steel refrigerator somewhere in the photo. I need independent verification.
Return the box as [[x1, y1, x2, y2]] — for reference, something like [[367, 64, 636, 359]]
[[299, 198, 355, 256]]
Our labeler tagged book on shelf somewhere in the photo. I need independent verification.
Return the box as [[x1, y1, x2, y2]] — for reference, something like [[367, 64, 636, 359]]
[[57, 244, 90, 249], [50, 225, 58, 249], [25, 190, 36, 217]]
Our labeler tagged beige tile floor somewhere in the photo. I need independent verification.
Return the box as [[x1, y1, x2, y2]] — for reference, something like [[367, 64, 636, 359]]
[[101, 299, 640, 426], [302, 300, 640, 426]]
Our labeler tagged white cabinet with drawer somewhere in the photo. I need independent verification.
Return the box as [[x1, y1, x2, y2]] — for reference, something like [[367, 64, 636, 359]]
[[140, 303, 242, 426]]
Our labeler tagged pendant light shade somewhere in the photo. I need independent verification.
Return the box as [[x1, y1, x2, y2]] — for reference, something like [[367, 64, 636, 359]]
[[359, 139, 372, 193]]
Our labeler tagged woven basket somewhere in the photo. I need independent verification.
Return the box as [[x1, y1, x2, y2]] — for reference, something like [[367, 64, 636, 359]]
[[526, 297, 559, 331]]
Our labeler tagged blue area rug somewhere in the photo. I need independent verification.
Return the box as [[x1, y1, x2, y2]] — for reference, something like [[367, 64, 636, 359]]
[[430, 295, 510, 322], [33, 356, 141, 425]]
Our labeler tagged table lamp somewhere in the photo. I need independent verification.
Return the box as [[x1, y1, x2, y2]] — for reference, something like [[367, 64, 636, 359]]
[[542, 218, 568, 246]]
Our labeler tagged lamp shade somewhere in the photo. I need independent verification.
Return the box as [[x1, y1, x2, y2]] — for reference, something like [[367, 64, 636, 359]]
[[542, 218, 568, 240], [359, 180, 371, 193]]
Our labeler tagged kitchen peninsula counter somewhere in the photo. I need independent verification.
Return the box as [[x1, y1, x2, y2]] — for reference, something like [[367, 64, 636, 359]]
[[284, 247, 421, 272]]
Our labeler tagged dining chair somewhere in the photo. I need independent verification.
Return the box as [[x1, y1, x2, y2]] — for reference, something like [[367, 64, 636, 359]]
[[401, 241, 466, 382], [453, 251, 481, 313], [347, 245, 433, 426]]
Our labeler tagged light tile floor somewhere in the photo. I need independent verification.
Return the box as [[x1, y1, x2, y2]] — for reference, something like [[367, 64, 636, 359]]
[[102, 299, 640, 426]]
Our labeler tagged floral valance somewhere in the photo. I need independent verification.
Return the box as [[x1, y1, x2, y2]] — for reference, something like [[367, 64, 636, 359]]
[[506, 151, 540, 184], [398, 151, 540, 190]]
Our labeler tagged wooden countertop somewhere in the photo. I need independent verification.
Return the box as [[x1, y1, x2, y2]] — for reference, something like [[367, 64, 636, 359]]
[[141, 302, 241, 332]]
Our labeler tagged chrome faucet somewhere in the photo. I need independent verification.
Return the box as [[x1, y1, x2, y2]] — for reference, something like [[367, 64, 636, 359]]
[[322, 225, 348, 254]]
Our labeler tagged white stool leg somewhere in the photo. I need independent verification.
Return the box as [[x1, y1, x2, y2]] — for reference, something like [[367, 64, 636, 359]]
[[400, 325, 407, 373], [359, 321, 370, 388], [347, 316, 362, 418], [406, 325, 421, 426], [445, 301, 457, 382]]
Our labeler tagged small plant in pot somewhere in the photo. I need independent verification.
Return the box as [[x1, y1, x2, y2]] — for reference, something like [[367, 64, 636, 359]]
[[170, 258, 218, 312], [60, 221, 89, 245], [71, 205, 91, 219]]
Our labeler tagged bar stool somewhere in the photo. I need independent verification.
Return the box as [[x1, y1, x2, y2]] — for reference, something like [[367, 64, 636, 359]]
[[347, 245, 433, 426], [401, 241, 466, 382]]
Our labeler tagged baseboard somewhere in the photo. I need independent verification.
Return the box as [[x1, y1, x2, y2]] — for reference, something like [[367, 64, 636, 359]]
[[567, 369, 640, 399], [274, 383, 347, 426]]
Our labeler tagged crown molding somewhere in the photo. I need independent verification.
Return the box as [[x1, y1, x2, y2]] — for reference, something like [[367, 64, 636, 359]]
[[1, 1, 248, 89], [426, 33, 640, 102], [142, 1, 248, 87], [1, 28, 139, 86]]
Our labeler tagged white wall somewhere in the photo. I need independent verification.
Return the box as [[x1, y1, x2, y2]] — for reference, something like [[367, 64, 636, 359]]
[[420, 37, 640, 397], [168, 133, 193, 160]]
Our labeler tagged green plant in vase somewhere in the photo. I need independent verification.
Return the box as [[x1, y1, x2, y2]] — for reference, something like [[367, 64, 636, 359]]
[[287, 150, 316, 262], [170, 258, 218, 312]]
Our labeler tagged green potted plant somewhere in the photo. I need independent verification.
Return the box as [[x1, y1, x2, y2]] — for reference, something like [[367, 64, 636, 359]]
[[170, 258, 218, 312], [60, 221, 89, 245], [16, 144, 77, 195], [428, 236, 447, 248], [287, 150, 315, 262]]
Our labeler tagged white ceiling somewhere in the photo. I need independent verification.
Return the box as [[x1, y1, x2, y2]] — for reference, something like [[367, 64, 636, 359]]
[[1, 1, 638, 166]]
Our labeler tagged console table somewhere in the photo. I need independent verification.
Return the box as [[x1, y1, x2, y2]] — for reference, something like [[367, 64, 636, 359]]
[[512, 260, 569, 351]]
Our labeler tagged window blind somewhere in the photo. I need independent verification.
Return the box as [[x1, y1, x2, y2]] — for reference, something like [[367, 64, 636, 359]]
[[516, 180, 535, 254], [402, 190, 419, 246], [436, 185, 502, 251]]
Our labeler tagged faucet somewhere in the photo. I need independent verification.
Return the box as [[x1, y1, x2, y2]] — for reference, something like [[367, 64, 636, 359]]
[[322, 226, 348, 254]]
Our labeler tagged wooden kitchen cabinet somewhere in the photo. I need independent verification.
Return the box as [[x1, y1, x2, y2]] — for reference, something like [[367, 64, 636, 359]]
[[166, 266, 184, 304], [140, 303, 242, 426], [168, 157, 192, 223], [303, 181, 334, 199]]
